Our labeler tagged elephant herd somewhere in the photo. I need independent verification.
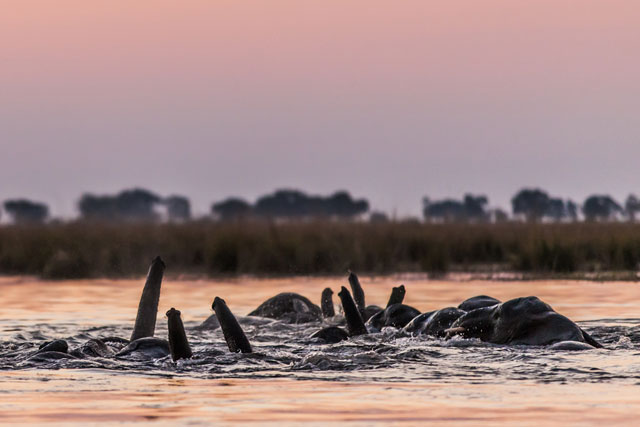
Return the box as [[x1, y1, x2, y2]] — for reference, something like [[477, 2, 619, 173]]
[[26, 256, 603, 364], [251, 271, 602, 351]]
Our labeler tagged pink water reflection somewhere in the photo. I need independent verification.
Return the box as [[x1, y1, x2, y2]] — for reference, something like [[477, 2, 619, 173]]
[[1, 277, 638, 425]]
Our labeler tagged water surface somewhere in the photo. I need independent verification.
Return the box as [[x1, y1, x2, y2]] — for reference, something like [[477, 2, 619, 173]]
[[1, 276, 639, 425]]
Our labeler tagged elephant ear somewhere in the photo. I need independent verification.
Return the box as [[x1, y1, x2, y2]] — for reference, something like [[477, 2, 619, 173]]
[[579, 328, 603, 348]]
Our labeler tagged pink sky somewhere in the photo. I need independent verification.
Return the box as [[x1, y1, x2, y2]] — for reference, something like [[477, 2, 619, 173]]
[[2, 1, 640, 217]]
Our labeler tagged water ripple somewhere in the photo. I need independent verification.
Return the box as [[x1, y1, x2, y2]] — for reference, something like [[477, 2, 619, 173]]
[[1, 318, 639, 385]]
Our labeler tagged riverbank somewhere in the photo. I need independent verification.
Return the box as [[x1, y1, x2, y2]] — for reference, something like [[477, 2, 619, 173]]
[[1, 221, 640, 279]]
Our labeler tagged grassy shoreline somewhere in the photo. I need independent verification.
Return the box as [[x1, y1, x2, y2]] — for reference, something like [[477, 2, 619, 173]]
[[1, 221, 640, 280], [2, 271, 639, 283]]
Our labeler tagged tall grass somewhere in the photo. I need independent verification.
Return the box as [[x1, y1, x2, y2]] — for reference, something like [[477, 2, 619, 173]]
[[0, 221, 639, 279]]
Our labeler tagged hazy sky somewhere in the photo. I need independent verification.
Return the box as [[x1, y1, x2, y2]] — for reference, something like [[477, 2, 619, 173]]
[[2, 1, 640, 218]]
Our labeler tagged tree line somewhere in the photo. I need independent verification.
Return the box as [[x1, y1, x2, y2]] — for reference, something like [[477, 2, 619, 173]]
[[0, 188, 369, 224], [422, 189, 628, 223], [211, 189, 369, 221], [78, 189, 191, 222], [0, 187, 638, 224]]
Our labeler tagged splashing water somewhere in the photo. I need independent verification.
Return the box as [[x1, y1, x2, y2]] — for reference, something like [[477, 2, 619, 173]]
[[1, 277, 639, 425]]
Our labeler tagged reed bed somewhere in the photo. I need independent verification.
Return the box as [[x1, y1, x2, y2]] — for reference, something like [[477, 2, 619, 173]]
[[0, 221, 639, 279]]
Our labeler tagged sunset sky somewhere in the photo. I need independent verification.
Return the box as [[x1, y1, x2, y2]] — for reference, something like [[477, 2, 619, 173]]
[[2, 1, 639, 217]]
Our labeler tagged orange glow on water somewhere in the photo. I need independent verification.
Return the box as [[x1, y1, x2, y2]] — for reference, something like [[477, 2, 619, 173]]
[[1, 276, 639, 424], [2, 370, 640, 424], [1, 275, 637, 324]]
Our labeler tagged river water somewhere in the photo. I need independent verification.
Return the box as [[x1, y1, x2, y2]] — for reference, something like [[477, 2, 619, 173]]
[[1, 276, 639, 425]]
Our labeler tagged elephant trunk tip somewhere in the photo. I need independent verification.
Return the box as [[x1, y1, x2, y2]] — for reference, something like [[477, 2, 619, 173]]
[[152, 256, 166, 269]]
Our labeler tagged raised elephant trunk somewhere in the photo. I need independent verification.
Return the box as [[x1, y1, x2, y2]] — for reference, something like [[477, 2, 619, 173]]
[[213, 297, 252, 353], [321, 287, 335, 318], [347, 271, 366, 316], [130, 256, 165, 341], [386, 285, 406, 307], [338, 286, 367, 336], [166, 307, 192, 361]]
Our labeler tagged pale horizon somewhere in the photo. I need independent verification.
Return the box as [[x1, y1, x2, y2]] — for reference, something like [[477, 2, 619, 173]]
[[2, 1, 640, 218]]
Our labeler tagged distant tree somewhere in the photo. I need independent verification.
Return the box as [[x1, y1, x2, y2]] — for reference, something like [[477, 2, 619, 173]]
[[625, 194, 640, 222], [491, 208, 509, 223], [78, 194, 117, 220], [463, 194, 489, 222], [582, 195, 622, 222], [545, 198, 567, 222], [164, 195, 191, 222], [325, 191, 369, 218], [252, 189, 368, 220], [78, 188, 162, 222], [566, 200, 579, 222], [3, 199, 49, 224], [511, 188, 550, 222], [212, 198, 252, 221], [423, 194, 488, 223], [115, 188, 161, 221], [254, 189, 308, 218], [423, 198, 465, 222], [369, 211, 389, 223]]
